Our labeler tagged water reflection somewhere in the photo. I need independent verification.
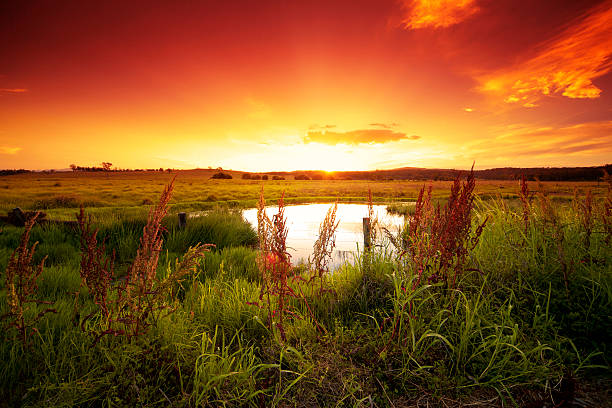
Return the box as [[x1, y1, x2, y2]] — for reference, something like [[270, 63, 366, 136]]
[[242, 203, 406, 267]]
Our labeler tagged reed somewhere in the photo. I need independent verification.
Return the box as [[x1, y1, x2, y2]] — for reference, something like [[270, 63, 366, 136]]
[[2, 213, 56, 346], [309, 202, 339, 293]]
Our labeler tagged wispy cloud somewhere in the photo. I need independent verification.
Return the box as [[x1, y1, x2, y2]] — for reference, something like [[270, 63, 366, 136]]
[[308, 124, 337, 130], [368, 122, 399, 129], [0, 146, 22, 155], [0, 88, 28, 95], [467, 121, 612, 160], [478, 0, 612, 105], [304, 129, 420, 145], [401, 0, 480, 29]]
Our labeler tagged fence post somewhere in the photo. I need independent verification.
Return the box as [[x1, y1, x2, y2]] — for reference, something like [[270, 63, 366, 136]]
[[178, 212, 187, 229], [363, 217, 371, 250]]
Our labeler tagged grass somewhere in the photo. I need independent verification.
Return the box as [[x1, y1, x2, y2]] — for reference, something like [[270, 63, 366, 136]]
[[0, 174, 610, 406], [0, 170, 607, 215]]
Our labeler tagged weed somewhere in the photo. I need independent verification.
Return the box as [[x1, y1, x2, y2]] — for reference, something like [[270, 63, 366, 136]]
[[2, 213, 55, 346], [76, 207, 114, 323], [537, 182, 570, 297], [519, 175, 533, 233], [309, 202, 339, 293], [77, 179, 210, 343], [390, 166, 487, 289], [579, 189, 594, 250]]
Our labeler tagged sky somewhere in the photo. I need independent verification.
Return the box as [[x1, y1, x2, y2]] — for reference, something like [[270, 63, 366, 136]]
[[1, 0, 611, 171]]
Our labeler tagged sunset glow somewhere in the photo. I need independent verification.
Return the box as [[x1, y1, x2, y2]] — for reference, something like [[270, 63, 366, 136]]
[[1, 0, 611, 171]]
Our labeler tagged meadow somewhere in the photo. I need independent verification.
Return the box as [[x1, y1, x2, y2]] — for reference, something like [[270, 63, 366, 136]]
[[0, 170, 606, 217], [0, 170, 610, 407]]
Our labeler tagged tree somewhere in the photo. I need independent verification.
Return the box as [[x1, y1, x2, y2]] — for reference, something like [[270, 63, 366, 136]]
[[69, 164, 77, 172], [101, 162, 113, 171]]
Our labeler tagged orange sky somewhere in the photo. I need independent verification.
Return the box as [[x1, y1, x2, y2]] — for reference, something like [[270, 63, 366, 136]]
[[1, 0, 611, 171]]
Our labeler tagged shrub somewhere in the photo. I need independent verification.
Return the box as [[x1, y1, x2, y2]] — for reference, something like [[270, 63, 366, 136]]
[[211, 172, 232, 180]]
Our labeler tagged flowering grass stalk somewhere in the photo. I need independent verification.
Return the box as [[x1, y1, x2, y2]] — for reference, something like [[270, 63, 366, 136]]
[[2, 213, 55, 346]]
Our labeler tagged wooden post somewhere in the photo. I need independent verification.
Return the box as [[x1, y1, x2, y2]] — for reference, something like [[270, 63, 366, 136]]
[[178, 212, 187, 229], [363, 217, 371, 250]]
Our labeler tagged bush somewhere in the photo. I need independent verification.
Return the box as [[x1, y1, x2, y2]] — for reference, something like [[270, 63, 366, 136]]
[[294, 174, 310, 180], [211, 172, 232, 180]]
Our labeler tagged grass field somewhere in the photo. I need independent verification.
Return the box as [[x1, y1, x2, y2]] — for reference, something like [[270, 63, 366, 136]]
[[0, 170, 607, 217], [0, 171, 610, 407]]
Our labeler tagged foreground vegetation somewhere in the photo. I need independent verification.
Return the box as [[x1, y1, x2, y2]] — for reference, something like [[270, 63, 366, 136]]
[[0, 172, 610, 407]]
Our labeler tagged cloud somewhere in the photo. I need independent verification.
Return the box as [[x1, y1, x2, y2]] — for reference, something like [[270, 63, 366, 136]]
[[304, 129, 420, 145], [368, 122, 399, 129], [467, 121, 612, 160], [0, 146, 22, 155], [478, 0, 612, 105], [308, 124, 337, 130], [0, 88, 28, 95], [401, 0, 480, 29]]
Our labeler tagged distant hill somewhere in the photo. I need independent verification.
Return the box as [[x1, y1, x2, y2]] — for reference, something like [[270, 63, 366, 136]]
[[2, 164, 610, 181], [267, 164, 611, 182]]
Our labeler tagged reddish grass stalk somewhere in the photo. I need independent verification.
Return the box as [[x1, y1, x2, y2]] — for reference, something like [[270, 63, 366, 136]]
[[602, 170, 612, 246], [537, 183, 569, 297], [77, 207, 114, 320], [393, 165, 487, 289], [77, 178, 209, 344], [309, 202, 339, 293], [120, 178, 175, 339], [579, 190, 594, 250], [256, 189, 307, 341], [518, 175, 532, 233], [3, 213, 56, 346]]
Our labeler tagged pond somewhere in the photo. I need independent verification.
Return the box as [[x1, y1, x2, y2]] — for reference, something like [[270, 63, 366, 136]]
[[242, 203, 406, 267]]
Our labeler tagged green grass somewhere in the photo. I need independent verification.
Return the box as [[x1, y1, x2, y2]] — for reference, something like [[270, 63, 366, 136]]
[[0, 181, 610, 406]]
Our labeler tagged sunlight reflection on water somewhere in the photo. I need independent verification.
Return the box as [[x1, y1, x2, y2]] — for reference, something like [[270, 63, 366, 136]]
[[242, 203, 406, 267]]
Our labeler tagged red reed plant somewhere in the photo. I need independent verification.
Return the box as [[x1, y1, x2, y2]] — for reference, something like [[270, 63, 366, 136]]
[[602, 170, 611, 246], [579, 190, 594, 250], [309, 202, 339, 293], [77, 178, 209, 343], [367, 188, 378, 246], [518, 175, 533, 234], [392, 165, 487, 289], [2, 213, 56, 346], [537, 182, 569, 297], [77, 207, 114, 322], [255, 190, 296, 341]]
